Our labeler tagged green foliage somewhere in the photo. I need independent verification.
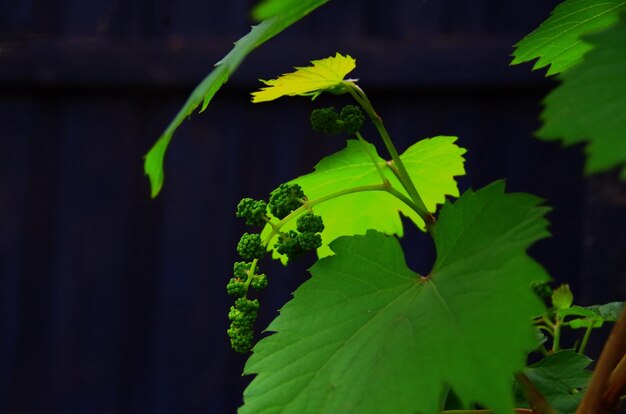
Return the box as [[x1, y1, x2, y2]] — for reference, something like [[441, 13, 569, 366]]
[[143, 0, 329, 198], [262, 137, 466, 259], [251, 53, 356, 102], [512, 0, 626, 75], [252, 0, 313, 21], [558, 302, 625, 328], [515, 350, 592, 414], [585, 301, 624, 321], [146, 1, 626, 409], [242, 182, 550, 414], [538, 14, 626, 178]]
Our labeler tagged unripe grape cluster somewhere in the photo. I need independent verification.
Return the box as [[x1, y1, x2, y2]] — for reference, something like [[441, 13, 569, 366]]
[[228, 183, 324, 353], [274, 211, 325, 262], [530, 280, 553, 301], [310, 105, 365, 135]]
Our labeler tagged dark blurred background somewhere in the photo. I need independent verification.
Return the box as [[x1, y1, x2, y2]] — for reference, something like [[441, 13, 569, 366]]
[[1, 0, 625, 413]]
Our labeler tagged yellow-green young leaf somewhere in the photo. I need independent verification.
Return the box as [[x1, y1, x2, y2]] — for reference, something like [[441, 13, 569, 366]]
[[242, 182, 551, 414], [143, 0, 329, 198], [538, 13, 626, 178], [251, 53, 356, 103], [512, 0, 626, 76], [261, 136, 466, 261], [552, 284, 574, 310]]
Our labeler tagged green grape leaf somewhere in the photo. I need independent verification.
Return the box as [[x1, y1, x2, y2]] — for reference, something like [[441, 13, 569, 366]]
[[242, 181, 550, 414], [143, 1, 329, 198], [537, 14, 626, 178], [511, 0, 626, 76], [557, 305, 598, 320], [262, 136, 466, 260], [515, 350, 592, 414], [560, 302, 625, 328], [586, 301, 625, 320], [252, 0, 317, 21]]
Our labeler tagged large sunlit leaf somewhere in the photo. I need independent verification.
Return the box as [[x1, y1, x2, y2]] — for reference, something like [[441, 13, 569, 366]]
[[251, 53, 356, 103], [262, 136, 466, 259], [511, 0, 626, 76], [143, 1, 329, 198], [515, 350, 592, 414], [537, 14, 626, 178], [242, 182, 550, 414]]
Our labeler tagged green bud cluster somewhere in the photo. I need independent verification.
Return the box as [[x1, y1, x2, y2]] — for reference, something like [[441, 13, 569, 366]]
[[530, 280, 553, 301], [251, 273, 268, 290], [268, 183, 306, 219], [296, 212, 325, 233], [226, 277, 246, 297], [230, 194, 273, 353], [229, 188, 322, 352], [310, 107, 342, 134], [237, 233, 265, 261], [275, 212, 324, 262], [276, 230, 303, 261], [310, 105, 365, 135], [236, 198, 268, 226], [298, 231, 322, 251], [339, 105, 366, 134], [226, 260, 268, 353], [227, 298, 260, 353]]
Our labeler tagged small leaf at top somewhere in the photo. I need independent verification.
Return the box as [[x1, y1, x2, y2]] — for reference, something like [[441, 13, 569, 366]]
[[242, 181, 550, 414], [251, 53, 356, 103], [511, 0, 626, 76], [552, 284, 574, 310]]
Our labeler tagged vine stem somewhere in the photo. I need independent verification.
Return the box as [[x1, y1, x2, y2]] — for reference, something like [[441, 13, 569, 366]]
[[552, 319, 562, 352], [576, 304, 626, 413], [344, 81, 435, 227], [578, 322, 594, 354], [243, 258, 259, 293]]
